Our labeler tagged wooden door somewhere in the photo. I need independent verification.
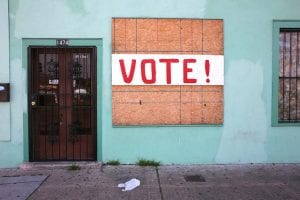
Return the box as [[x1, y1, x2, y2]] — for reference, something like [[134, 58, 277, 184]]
[[29, 47, 97, 161]]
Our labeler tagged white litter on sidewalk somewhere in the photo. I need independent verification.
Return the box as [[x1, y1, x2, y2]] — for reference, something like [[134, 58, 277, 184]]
[[118, 178, 140, 191]]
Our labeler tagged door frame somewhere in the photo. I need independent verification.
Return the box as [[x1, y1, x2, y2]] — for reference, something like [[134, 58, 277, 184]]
[[22, 38, 103, 162]]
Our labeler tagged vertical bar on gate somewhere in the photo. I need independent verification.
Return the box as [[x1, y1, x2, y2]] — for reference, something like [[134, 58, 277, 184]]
[[289, 32, 292, 121], [43, 48, 47, 160], [51, 51, 54, 160], [79, 49, 82, 160], [28, 48, 33, 161], [57, 48, 60, 160], [91, 47, 95, 160], [33, 48, 38, 160], [55, 49, 59, 159], [73, 48, 76, 160], [71, 48, 81, 160], [296, 32, 299, 121], [91, 47, 93, 159], [73, 49, 75, 160], [93, 47, 96, 160], [82, 48, 86, 160], [78, 48, 82, 160], [87, 48, 90, 159], [64, 47, 68, 160], [282, 32, 286, 121], [58, 47, 66, 160]]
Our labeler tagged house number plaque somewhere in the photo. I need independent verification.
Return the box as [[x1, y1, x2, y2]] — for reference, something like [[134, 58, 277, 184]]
[[56, 39, 69, 47]]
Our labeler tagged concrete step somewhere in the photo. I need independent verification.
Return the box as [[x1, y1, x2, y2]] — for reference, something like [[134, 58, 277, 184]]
[[20, 161, 102, 170]]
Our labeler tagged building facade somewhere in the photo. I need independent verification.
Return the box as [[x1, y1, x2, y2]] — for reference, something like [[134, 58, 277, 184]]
[[0, 0, 300, 168]]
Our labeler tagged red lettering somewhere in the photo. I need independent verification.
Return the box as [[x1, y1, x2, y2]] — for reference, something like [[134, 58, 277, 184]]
[[159, 59, 179, 84], [119, 59, 136, 83], [183, 59, 197, 83], [141, 59, 156, 84]]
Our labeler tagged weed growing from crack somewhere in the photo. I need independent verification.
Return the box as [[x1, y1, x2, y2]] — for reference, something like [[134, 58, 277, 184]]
[[106, 160, 120, 165], [68, 164, 81, 171], [136, 158, 160, 167]]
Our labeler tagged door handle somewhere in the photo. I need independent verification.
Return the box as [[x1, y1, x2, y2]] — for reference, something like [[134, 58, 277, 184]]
[[31, 94, 38, 107]]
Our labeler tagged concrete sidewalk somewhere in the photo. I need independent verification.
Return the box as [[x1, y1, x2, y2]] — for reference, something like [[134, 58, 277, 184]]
[[0, 163, 300, 200]]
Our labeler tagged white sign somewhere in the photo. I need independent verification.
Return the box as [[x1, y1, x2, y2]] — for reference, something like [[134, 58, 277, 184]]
[[112, 54, 224, 85]]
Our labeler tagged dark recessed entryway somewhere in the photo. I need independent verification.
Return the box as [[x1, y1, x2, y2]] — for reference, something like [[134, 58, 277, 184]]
[[28, 47, 97, 161]]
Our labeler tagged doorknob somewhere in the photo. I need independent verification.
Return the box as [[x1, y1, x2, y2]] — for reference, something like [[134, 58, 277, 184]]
[[31, 94, 38, 107]]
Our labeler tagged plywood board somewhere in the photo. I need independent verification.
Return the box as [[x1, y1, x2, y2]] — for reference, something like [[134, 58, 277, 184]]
[[112, 18, 223, 125]]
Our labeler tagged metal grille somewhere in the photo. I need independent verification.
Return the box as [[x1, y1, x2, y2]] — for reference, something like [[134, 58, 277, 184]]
[[29, 47, 97, 161], [279, 29, 300, 123], [184, 175, 206, 182]]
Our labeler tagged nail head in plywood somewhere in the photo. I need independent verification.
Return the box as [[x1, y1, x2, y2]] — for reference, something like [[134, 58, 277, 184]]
[[113, 102, 181, 125], [202, 103, 224, 124], [181, 19, 193, 52]]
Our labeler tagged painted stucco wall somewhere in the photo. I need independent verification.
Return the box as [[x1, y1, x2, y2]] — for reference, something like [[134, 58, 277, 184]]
[[0, 0, 10, 142], [1, 0, 300, 167]]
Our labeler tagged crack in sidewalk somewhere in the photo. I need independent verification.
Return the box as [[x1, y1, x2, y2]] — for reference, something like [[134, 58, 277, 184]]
[[155, 166, 164, 200]]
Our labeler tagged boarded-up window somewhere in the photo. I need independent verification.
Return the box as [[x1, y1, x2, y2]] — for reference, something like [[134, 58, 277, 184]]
[[112, 18, 224, 125], [278, 29, 300, 122]]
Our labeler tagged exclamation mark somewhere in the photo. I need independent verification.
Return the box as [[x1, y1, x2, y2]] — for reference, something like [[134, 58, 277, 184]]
[[205, 60, 210, 83]]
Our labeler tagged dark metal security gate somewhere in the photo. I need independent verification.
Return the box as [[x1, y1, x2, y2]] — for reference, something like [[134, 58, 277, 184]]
[[28, 47, 97, 161]]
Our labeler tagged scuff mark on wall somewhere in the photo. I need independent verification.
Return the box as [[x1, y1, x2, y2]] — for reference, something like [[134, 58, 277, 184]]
[[216, 59, 267, 163]]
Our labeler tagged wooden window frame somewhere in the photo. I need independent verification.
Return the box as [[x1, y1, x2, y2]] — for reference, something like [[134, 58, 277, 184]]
[[272, 20, 300, 126]]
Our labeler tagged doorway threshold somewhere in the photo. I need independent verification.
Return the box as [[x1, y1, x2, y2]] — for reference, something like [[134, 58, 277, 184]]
[[20, 161, 102, 170]]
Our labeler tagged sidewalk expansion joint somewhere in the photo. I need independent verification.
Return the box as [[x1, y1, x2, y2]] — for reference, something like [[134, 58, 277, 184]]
[[155, 166, 164, 200]]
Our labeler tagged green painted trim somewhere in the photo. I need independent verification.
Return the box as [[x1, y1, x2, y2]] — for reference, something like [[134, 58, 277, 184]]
[[271, 21, 280, 126], [22, 40, 29, 161], [23, 113, 29, 161], [22, 38, 103, 161], [96, 40, 103, 162], [272, 123, 300, 127], [272, 21, 300, 126]]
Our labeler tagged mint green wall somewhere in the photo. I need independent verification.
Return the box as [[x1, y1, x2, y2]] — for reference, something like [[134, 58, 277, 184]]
[[0, 0, 10, 142], [1, 0, 300, 168]]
